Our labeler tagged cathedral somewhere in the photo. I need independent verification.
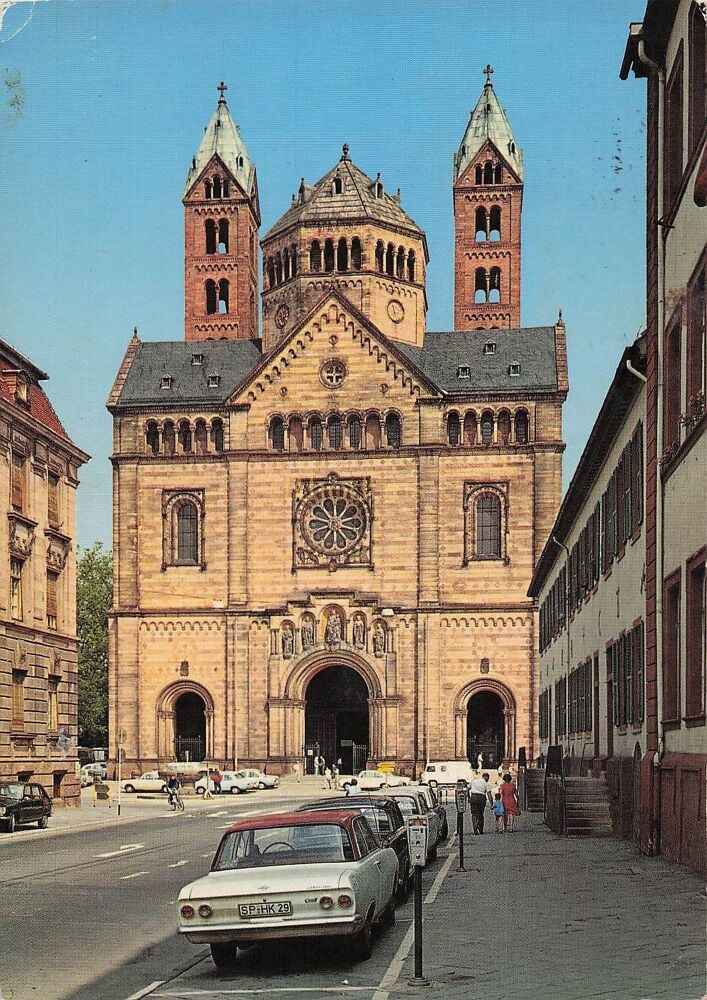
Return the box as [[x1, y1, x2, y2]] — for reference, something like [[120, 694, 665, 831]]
[[107, 72, 567, 775]]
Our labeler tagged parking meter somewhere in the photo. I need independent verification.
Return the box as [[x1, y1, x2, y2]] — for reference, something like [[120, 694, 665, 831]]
[[407, 816, 428, 866], [455, 778, 467, 871]]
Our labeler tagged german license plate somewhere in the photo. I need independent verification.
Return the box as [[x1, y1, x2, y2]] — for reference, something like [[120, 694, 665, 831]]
[[238, 901, 293, 918]]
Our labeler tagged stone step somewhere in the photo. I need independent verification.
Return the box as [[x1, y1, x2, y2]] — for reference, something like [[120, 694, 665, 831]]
[[566, 826, 613, 837]]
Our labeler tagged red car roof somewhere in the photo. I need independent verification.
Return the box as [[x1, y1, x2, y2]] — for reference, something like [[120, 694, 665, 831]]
[[222, 809, 361, 834]]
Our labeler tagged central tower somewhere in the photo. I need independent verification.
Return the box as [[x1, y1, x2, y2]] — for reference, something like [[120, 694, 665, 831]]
[[453, 67, 523, 330]]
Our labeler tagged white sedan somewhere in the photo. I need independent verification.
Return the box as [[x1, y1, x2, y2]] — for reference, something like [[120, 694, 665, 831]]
[[120, 771, 167, 793], [177, 810, 398, 967], [195, 771, 253, 795], [355, 770, 410, 791], [235, 768, 280, 790]]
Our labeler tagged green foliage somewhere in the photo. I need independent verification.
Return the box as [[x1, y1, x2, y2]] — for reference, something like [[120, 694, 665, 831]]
[[77, 543, 113, 746]]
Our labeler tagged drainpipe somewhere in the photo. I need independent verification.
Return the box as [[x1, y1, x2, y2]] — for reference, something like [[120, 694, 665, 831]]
[[626, 358, 647, 383], [636, 36, 665, 857]]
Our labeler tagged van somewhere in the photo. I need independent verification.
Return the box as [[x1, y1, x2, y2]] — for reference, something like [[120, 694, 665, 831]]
[[420, 760, 475, 787]]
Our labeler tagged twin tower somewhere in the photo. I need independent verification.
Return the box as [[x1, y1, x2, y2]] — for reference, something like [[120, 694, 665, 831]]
[[183, 72, 523, 351]]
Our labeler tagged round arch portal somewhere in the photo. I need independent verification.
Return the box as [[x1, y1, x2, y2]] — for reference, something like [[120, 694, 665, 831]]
[[304, 665, 369, 774], [453, 679, 516, 765], [156, 681, 214, 763]]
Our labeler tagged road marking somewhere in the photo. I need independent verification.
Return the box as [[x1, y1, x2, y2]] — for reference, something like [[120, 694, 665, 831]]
[[153, 989, 374, 996], [168, 860, 188, 868], [96, 843, 144, 858], [372, 852, 455, 1000], [206, 811, 229, 817], [120, 871, 150, 880], [125, 983, 165, 1000]]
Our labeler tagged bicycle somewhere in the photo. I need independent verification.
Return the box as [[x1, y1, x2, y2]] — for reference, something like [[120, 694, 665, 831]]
[[168, 790, 184, 812]]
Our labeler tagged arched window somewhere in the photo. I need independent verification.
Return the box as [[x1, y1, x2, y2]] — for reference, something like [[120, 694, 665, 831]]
[[475, 207, 487, 242], [337, 238, 348, 272], [146, 421, 159, 455], [211, 418, 224, 452], [481, 411, 494, 445], [476, 494, 501, 558], [289, 416, 303, 452], [178, 420, 192, 453], [310, 240, 322, 272], [328, 414, 343, 450], [222, 177, 230, 197], [489, 206, 501, 241], [385, 413, 401, 448], [213, 176, 222, 199], [407, 250, 415, 282], [351, 237, 362, 270], [375, 240, 384, 272], [270, 416, 285, 452], [475, 164, 483, 185], [291, 245, 298, 277], [205, 219, 217, 254], [464, 411, 477, 445], [163, 420, 175, 455], [494, 164, 502, 183], [205, 279, 217, 314], [275, 254, 283, 285], [283, 248, 290, 281], [447, 411, 461, 446], [267, 258, 276, 288], [515, 409, 529, 444], [204, 179, 212, 199], [218, 219, 229, 253], [475, 268, 488, 304], [309, 416, 323, 451], [194, 419, 208, 454], [489, 267, 501, 304], [348, 414, 362, 449], [324, 239, 335, 273], [333, 176, 343, 194], [218, 279, 229, 313], [483, 161, 493, 184], [365, 413, 381, 449], [385, 244, 394, 276], [396, 246, 405, 279], [177, 503, 199, 564], [497, 409, 511, 445]]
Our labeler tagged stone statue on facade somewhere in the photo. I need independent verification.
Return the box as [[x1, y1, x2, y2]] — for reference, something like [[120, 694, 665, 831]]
[[282, 628, 294, 658], [373, 623, 386, 657], [352, 617, 365, 648], [301, 620, 314, 649], [325, 611, 342, 644]]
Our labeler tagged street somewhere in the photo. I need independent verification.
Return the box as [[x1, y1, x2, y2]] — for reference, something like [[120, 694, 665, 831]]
[[0, 784, 704, 1000]]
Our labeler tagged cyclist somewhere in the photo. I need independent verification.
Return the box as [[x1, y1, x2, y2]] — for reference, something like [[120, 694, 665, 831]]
[[167, 774, 182, 810]]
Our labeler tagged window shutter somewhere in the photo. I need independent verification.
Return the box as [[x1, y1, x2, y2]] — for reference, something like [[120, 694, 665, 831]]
[[11, 453, 24, 510], [46, 571, 58, 618]]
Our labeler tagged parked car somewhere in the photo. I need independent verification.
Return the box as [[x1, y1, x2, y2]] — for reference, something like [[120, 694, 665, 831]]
[[373, 786, 440, 860], [80, 762, 108, 786], [420, 760, 475, 788], [297, 796, 412, 899], [235, 768, 279, 790], [177, 810, 398, 967], [120, 771, 168, 793], [355, 770, 410, 791], [195, 771, 253, 795], [410, 783, 449, 841], [0, 782, 52, 832]]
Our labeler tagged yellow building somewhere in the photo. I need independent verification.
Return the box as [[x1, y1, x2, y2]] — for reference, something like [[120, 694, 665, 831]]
[[108, 77, 567, 775]]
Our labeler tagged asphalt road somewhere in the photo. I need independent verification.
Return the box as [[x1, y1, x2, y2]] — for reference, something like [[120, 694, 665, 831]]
[[0, 793, 449, 1000]]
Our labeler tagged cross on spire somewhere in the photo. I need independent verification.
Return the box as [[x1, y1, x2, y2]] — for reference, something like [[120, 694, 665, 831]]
[[483, 64, 494, 85], [217, 81, 228, 103]]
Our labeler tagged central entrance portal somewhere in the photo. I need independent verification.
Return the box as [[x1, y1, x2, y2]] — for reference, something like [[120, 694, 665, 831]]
[[304, 665, 369, 774], [174, 691, 206, 762], [466, 690, 505, 768]]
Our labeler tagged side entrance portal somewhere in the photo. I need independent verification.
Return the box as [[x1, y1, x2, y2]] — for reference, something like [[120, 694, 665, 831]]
[[466, 690, 505, 768], [304, 665, 369, 774], [174, 691, 206, 763]]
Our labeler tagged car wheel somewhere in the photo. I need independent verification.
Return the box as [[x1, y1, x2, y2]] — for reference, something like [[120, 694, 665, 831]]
[[210, 941, 237, 968], [258, 782, 266, 790], [5, 814, 16, 833], [196, 787, 205, 795], [124, 784, 135, 793], [229, 786, 241, 795], [37, 815, 49, 829], [428, 780, 438, 789], [381, 896, 396, 929], [342, 781, 351, 790], [161, 785, 168, 793], [351, 910, 373, 961]]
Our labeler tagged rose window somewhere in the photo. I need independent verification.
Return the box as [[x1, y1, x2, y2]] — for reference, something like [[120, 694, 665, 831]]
[[303, 495, 366, 554]]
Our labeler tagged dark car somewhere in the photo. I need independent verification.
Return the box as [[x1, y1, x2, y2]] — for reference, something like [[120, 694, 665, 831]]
[[297, 795, 412, 899], [0, 782, 52, 833]]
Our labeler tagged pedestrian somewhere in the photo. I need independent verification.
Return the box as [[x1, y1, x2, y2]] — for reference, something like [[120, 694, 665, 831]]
[[336, 757, 343, 771], [315, 754, 324, 776], [212, 767, 222, 795], [323, 765, 332, 790], [332, 764, 340, 790], [491, 792, 505, 832], [468, 771, 493, 834], [499, 771, 521, 832], [345, 779, 358, 796]]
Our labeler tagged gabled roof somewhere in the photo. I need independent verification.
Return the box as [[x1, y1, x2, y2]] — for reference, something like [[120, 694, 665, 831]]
[[184, 93, 256, 202], [395, 326, 558, 395], [263, 147, 425, 249], [454, 80, 523, 183]]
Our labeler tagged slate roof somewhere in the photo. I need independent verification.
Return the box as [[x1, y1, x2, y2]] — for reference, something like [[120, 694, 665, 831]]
[[263, 149, 424, 243], [184, 95, 255, 200], [454, 81, 523, 182], [395, 327, 558, 394], [115, 339, 263, 406]]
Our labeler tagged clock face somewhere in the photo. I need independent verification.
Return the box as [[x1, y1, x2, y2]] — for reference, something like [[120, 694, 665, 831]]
[[387, 299, 404, 323], [275, 303, 290, 329]]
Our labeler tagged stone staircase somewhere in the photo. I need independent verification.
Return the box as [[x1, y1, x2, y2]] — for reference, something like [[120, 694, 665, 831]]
[[564, 776, 613, 837], [524, 768, 545, 812]]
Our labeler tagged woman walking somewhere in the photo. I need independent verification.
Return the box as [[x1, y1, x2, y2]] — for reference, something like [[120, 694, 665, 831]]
[[499, 772, 521, 831]]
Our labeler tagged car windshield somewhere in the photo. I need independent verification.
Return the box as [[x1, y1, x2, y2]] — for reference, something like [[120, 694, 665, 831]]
[[390, 796, 419, 817], [0, 783, 23, 799], [214, 823, 356, 870], [307, 803, 390, 837]]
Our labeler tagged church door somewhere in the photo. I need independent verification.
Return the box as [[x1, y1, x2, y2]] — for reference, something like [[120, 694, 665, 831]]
[[304, 665, 369, 774], [466, 691, 505, 768], [174, 692, 206, 762]]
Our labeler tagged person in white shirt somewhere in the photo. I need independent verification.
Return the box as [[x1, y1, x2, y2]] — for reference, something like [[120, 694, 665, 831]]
[[468, 772, 493, 834]]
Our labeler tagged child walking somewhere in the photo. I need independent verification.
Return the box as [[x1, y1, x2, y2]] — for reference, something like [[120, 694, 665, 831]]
[[492, 792, 505, 832]]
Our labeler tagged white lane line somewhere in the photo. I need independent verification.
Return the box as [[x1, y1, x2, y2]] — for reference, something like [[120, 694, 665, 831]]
[[372, 852, 455, 1000], [124, 983, 165, 1000], [120, 871, 150, 880], [168, 860, 188, 868], [206, 811, 230, 817], [153, 989, 374, 996], [95, 843, 144, 859]]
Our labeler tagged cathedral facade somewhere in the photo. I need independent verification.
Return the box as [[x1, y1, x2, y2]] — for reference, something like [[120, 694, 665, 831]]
[[108, 75, 567, 775]]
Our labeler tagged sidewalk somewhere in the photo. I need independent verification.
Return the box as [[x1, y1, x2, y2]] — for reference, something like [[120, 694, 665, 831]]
[[392, 810, 705, 1000]]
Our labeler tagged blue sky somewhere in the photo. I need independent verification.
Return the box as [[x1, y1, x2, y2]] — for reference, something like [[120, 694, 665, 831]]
[[0, 0, 647, 551]]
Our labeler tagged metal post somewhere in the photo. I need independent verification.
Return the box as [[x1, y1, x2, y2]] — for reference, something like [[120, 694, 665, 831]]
[[413, 865, 423, 979], [457, 811, 465, 871]]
